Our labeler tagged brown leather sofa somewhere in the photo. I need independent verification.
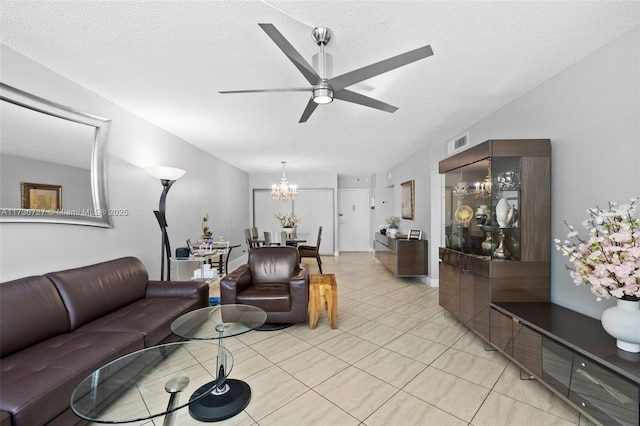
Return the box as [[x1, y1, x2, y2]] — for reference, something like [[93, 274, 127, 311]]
[[220, 246, 308, 324], [0, 257, 209, 426]]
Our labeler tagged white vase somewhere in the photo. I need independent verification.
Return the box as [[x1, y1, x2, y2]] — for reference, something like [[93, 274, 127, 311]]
[[495, 198, 511, 228], [387, 228, 398, 237], [601, 299, 640, 353]]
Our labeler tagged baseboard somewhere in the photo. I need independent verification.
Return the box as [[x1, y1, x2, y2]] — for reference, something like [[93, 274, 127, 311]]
[[422, 277, 439, 288]]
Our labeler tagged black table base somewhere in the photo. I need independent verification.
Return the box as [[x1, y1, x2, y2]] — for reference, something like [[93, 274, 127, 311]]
[[189, 379, 251, 422]]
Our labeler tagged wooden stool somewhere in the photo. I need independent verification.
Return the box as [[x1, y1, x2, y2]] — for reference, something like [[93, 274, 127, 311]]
[[308, 274, 338, 330]]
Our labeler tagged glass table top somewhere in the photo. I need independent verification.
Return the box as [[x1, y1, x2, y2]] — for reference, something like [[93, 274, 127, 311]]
[[71, 341, 231, 423], [171, 304, 267, 340]]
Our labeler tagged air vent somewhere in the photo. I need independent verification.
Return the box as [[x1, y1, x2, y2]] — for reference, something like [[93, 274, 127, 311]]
[[447, 133, 469, 154]]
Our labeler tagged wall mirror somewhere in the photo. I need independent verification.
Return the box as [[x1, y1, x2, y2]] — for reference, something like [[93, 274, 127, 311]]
[[401, 179, 415, 220], [0, 83, 112, 227]]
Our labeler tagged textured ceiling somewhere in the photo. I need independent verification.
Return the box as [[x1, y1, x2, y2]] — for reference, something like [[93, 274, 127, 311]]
[[1, 1, 638, 175]]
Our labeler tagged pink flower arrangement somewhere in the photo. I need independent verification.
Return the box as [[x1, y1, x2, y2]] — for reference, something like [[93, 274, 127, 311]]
[[275, 212, 301, 228], [555, 198, 640, 301]]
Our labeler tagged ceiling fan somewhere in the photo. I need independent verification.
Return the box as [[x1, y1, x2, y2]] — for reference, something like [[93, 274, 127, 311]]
[[219, 23, 434, 123]]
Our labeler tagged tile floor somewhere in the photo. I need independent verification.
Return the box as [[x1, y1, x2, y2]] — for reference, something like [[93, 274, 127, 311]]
[[121, 252, 600, 426]]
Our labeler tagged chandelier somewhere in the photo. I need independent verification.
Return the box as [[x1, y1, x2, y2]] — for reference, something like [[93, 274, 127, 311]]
[[475, 165, 492, 199], [272, 161, 297, 201], [475, 176, 492, 198]]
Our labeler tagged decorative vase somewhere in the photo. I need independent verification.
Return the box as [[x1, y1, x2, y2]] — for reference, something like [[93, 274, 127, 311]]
[[601, 299, 640, 353], [503, 230, 520, 260], [387, 228, 398, 237], [495, 198, 512, 228], [493, 230, 510, 260], [281, 227, 294, 238], [475, 205, 488, 226], [481, 232, 495, 255]]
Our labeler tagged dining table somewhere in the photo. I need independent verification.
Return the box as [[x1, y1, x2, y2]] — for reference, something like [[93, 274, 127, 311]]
[[252, 232, 309, 246]]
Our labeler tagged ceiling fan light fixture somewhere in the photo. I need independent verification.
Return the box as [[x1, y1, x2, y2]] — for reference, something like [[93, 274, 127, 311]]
[[312, 87, 333, 104]]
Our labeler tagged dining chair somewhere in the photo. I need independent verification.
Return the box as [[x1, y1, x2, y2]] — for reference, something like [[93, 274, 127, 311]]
[[264, 231, 287, 246], [244, 228, 254, 250], [251, 227, 259, 240], [298, 226, 322, 273]]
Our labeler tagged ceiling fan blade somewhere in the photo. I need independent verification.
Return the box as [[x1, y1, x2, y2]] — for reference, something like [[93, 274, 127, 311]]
[[329, 45, 433, 91], [219, 88, 309, 94], [299, 98, 319, 123], [334, 89, 398, 113], [258, 23, 322, 86]]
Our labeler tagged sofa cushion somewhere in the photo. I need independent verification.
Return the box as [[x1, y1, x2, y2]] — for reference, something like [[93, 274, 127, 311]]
[[237, 283, 291, 312], [0, 331, 143, 426], [76, 297, 201, 346], [0, 276, 71, 358], [249, 246, 299, 284], [46, 257, 149, 330]]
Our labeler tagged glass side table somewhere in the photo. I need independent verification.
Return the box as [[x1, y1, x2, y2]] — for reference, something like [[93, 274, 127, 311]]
[[171, 304, 267, 422], [71, 341, 231, 425]]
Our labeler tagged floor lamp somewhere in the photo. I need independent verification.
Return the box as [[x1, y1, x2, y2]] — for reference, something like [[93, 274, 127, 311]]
[[146, 166, 186, 281]]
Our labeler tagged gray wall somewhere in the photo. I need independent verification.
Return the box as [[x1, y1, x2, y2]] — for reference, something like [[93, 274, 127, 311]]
[[391, 26, 639, 318], [0, 45, 250, 281]]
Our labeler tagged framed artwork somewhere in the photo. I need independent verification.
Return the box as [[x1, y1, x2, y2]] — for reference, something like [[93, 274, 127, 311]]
[[408, 230, 423, 240], [21, 182, 61, 210], [401, 179, 415, 220]]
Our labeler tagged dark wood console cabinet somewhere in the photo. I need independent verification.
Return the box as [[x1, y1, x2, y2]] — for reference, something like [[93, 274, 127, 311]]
[[374, 233, 428, 277], [492, 302, 639, 426], [438, 139, 640, 425]]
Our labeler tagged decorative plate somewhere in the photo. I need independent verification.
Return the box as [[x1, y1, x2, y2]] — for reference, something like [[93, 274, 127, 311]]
[[454, 205, 474, 224]]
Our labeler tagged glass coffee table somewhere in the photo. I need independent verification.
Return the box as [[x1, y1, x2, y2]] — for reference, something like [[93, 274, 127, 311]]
[[71, 341, 231, 425], [171, 304, 267, 422]]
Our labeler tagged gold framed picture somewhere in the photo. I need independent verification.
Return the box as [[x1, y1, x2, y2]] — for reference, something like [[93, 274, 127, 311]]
[[401, 179, 415, 220], [21, 182, 62, 211]]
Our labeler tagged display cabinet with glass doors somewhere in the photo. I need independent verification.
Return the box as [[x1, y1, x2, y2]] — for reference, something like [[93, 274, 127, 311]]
[[438, 139, 551, 339]]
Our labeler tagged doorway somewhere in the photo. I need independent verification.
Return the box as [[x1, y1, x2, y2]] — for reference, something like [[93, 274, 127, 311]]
[[338, 189, 370, 252]]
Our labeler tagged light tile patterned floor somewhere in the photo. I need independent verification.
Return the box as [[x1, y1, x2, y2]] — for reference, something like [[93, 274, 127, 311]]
[[122, 252, 599, 426]]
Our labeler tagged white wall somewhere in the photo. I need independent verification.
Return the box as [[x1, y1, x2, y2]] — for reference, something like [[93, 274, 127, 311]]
[[390, 26, 639, 318], [0, 45, 250, 281], [249, 171, 338, 254]]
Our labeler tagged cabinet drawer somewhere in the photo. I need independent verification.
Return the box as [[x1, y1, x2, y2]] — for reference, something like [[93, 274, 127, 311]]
[[490, 308, 513, 354], [569, 355, 639, 426], [512, 322, 542, 377], [462, 254, 490, 277], [439, 248, 460, 266], [542, 337, 573, 397]]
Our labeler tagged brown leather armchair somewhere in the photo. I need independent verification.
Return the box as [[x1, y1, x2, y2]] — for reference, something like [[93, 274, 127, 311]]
[[220, 246, 309, 324]]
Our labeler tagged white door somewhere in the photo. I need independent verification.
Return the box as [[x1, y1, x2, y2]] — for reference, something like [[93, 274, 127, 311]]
[[339, 189, 370, 251], [293, 189, 334, 255]]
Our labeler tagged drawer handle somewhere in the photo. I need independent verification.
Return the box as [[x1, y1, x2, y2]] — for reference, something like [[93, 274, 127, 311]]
[[576, 368, 633, 404]]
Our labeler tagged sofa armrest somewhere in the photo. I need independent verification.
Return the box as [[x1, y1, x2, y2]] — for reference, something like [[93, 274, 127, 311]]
[[0, 410, 11, 426], [146, 280, 209, 308], [290, 265, 309, 303], [290, 265, 308, 286], [220, 265, 251, 303]]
